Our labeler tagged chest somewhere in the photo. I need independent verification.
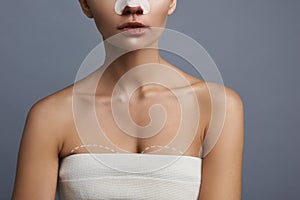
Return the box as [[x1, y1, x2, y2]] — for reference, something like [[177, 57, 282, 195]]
[[60, 92, 207, 158]]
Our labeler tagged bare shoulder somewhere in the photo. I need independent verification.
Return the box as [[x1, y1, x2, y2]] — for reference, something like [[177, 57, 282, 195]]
[[30, 83, 74, 113], [28, 84, 74, 127], [207, 82, 244, 123], [192, 80, 244, 114], [28, 83, 75, 148], [194, 80, 242, 100], [197, 82, 244, 199], [211, 82, 244, 107], [202, 81, 244, 138], [12, 84, 75, 199], [189, 79, 244, 143]]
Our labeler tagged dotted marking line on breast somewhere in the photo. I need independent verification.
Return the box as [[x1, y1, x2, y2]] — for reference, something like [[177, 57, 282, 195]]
[[141, 145, 184, 154], [70, 144, 184, 155], [70, 144, 118, 154]]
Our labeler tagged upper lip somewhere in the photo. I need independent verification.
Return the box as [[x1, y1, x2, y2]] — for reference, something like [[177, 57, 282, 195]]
[[117, 21, 149, 29]]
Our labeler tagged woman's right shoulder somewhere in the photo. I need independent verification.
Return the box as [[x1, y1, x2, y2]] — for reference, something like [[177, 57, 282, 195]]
[[12, 84, 76, 199], [26, 83, 75, 145], [29, 83, 74, 115]]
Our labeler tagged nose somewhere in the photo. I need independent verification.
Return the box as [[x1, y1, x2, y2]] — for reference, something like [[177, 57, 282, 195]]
[[122, 5, 144, 15]]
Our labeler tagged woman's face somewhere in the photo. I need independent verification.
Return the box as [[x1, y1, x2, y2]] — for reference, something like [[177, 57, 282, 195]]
[[79, 0, 177, 40]]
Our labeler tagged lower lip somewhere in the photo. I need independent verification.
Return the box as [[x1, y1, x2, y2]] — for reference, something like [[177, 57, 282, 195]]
[[120, 27, 149, 36]]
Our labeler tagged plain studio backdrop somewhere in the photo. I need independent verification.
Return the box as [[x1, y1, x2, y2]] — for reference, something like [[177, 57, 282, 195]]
[[1, 0, 299, 199]]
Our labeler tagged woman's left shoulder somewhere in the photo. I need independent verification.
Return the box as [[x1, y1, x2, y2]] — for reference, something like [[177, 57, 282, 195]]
[[192, 80, 244, 107]]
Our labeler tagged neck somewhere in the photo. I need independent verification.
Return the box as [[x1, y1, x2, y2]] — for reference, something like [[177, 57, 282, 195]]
[[100, 41, 166, 96]]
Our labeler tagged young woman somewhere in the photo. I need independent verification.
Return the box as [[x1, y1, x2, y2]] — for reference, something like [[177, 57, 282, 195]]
[[12, 0, 244, 199]]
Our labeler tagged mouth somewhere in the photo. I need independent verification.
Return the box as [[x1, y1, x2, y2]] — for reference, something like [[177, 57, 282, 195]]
[[117, 21, 150, 36], [117, 21, 150, 30]]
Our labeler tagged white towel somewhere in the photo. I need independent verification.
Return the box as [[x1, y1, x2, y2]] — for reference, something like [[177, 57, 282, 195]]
[[58, 153, 202, 200]]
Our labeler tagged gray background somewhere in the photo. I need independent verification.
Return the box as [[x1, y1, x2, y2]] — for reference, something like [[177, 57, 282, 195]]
[[1, 0, 299, 199]]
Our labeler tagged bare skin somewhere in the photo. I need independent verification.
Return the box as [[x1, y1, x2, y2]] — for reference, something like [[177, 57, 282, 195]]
[[11, 0, 244, 199]]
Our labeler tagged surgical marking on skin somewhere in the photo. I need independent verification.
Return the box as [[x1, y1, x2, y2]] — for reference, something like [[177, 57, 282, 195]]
[[70, 144, 118, 154], [70, 144, 184, 155]]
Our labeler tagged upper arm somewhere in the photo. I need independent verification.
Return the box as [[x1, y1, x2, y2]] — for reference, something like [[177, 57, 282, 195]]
[[12, 99, 64, 200], [198, 86, 244, 200]]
